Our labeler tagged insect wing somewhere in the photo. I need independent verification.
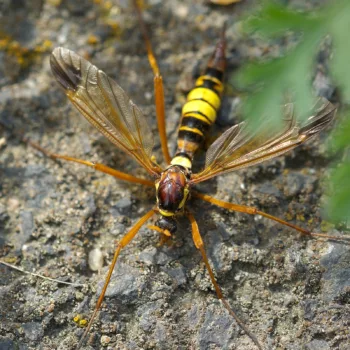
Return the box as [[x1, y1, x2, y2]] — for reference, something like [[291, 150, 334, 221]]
[[50, 47, 162, 176], [191, 98, 336, 184]]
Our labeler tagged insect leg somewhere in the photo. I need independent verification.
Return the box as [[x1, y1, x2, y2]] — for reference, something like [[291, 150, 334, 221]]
[[186, 212, 264, 350], [147, 224, 172, 246], [133, 0, 171, 164], [147, 224, 172, 237], [23, 136, 154, 186], [193, 191, 350, 241], [76, 208, 156, 349]]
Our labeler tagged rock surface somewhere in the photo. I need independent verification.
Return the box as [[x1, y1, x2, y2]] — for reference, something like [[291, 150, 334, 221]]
[[0, 1, 349, 350]]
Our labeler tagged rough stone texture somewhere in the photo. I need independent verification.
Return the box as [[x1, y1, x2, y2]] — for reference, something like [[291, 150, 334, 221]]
[[0, 1, 349, 350]]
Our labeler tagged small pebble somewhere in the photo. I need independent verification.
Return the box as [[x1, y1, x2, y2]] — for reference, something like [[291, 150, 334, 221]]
[[88, 248, 104, 272], [0, 137, 6, 149], [100, 335, 111, 346], [75, 291, 84, 301], [22, 322, 44, 341]]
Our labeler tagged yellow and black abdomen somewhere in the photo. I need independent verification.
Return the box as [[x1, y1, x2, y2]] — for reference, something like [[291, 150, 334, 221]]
[[171, 35, 226, 170]]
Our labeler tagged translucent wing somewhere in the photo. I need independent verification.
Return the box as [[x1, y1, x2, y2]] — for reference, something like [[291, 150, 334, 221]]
[[50, 47, 162, 176], [191, 98, 336, 184]]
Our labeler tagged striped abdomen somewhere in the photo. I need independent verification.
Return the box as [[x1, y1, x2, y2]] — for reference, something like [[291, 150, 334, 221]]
[[171, 33, 226, 170]]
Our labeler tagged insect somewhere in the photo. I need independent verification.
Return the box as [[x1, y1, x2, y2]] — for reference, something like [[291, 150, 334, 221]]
[[20, 2, 348, 350]]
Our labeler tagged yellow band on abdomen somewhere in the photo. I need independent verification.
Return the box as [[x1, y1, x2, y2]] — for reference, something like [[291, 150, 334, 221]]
[[182, 112, 211, 125], [179, 126, 204, 137], [195, 75, 224, 93], [182, 100, 216, 124], [187, 87, 221, 110], [170, 155, 192, 169]]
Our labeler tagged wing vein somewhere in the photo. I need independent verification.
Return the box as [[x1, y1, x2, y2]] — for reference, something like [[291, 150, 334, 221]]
[[191, 98, 336, 184], [50, 47, 162, 176]]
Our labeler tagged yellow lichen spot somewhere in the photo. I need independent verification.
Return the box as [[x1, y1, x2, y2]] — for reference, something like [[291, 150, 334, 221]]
[[285, 212, 293, 221], [87, 34, 99, 45], [47, 0, 62, 6], [296, 214, 305, 222], [73, 314, 88, 327], [107, 21, 119, 31], [136, 0, 146, 10], [0, 39, 9, 49], [17, 56, 25, 65], [3, 256, 18, 264], [79, 319, 88, 327], [0, 34, 46, 68], [195, 15, 205, 25], [106, 20, 121, 37], [320, 220, 335, 233], [9, 41, 21, 51], [41, 40, 53, 50], [103, 0, 113, 10]]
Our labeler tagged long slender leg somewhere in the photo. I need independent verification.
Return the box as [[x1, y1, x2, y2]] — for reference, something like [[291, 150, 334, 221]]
[[76, 209, 156, 349], [0, 121, 153, 186], [193, 191, 350, 241], [186, 212, 263, 350], [133, 0, 172, 164], [24, 136, 153, 186]]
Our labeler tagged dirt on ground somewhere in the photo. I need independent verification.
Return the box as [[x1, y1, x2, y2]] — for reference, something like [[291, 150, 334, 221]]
[[0, 1, 349, 350]]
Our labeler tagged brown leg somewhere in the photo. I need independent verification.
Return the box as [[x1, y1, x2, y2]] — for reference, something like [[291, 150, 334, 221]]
[[133, 0, 172, 165], [76, 209, 156, 349], [193, 191, 350, 241], [25, 137, 153, 186], [186, 212, 263, 350]]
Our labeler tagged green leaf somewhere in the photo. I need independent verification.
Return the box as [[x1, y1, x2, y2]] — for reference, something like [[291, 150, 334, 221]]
[[326, 161, 350, 223], [232, 0, 350, 226], [329, 11, 350, 102], [235, 57, 285, 88], [244, 2, 319, 37], [331, 115, 350, 152], [233, 38, 318, 129]]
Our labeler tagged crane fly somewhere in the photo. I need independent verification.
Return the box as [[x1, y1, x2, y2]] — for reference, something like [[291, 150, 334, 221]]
[[23, 2, 348, 350]]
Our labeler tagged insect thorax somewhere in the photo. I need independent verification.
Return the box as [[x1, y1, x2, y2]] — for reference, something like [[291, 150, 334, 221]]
[[155, 165, 190, 231]]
